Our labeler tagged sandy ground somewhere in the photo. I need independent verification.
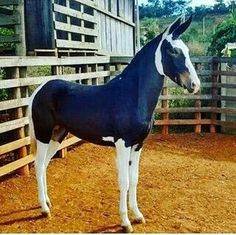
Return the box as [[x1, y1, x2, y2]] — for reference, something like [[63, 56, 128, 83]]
[[0, 133, 236, 233]]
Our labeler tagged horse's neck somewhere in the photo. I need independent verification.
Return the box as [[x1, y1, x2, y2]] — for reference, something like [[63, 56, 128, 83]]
[[121, 37, 164, 121], [137, 68, 164, 121]]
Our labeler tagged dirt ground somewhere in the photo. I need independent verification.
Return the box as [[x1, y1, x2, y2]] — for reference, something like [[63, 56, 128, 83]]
[[0, 133, 236, 233]]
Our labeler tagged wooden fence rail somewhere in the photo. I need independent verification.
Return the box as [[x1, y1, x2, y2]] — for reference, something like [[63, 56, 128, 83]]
[[0, 55, 236, 178]]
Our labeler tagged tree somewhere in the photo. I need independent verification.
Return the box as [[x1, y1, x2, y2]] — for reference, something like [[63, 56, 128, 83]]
[[139, 0, 192, 19], [208, 14, 236, 56], [212, 0, 228, 14], [140, 18, 159, 46]]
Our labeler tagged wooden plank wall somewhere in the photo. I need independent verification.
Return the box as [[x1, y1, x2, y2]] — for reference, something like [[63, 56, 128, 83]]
[[0, 0, 26, 55], [53, 0, 98, 50], [52, 0, 135, 56], [96, 0, 135, 56]]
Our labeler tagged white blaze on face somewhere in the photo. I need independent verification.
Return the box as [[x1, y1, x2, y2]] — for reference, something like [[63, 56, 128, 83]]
[[166, 36, 201, 94]]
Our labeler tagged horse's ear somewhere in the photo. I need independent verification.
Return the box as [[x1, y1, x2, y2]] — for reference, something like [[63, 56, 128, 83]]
[[172, 15, 192, 39], [163, 16, 182, 36]]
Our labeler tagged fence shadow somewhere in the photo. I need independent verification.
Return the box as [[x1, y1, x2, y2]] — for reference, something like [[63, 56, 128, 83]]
[[90, 224, 123, 233], [0, 206, 43, 226]]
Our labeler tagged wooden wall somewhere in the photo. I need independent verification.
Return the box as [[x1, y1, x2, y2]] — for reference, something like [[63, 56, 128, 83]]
[[97, 0, 135, 56], [52, 0, 98, 50], [24, 0, 135, 56], [0, 0, 26, 55], [25, 0, 55, 52]]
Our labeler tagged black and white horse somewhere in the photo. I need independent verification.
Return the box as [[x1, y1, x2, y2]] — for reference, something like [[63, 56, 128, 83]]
[[29, 16, 200, 232]]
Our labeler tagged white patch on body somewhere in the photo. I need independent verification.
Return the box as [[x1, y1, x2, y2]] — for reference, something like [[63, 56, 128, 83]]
[[155, 34, 165, 76], [102, 136, 114, 142]]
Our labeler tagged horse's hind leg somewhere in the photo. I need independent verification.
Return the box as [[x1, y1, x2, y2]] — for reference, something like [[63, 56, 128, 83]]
[[43, 126, 67, 209], [35, 140, 50, 216], [43, 140, 60, 208]]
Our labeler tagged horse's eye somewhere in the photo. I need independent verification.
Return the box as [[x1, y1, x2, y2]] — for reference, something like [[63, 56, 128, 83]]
[[168, 48, 179, 57]]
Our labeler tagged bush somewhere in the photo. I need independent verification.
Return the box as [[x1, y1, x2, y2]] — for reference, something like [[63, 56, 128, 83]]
[[0, 27, 15, 50], [140, 18, 159, 46], [208, 13, 236, 56]]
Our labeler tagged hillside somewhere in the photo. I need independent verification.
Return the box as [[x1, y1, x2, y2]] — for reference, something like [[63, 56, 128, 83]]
[[140, 14, 229, 56]]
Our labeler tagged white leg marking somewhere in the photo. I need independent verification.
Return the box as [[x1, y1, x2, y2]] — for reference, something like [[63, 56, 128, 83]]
[[34, 140, 50, 215], [43, 140, 60, 208], [115, 139, 132, 231], [129, 145, 145, 223]]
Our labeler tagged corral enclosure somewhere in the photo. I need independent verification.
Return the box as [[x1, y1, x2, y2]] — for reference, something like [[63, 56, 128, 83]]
[[0, 55, 236, 178], [0, 0, 136, 176], [0, 1, 236, 233], [0, 0, 236, 186]]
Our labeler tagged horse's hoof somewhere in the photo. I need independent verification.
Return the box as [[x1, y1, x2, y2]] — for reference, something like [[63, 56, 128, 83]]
[[41, 211, 51, 218], [135, 217, 146, 224], [122, 225, 134, 233]]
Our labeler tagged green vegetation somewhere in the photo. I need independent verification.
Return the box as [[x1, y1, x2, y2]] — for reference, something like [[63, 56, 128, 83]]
[[141, 14, 228, 56], [208, 12, 236, 55], [140, 0, 236, 56], [0, 27, 15, 50], [0, 69, 8, 101]]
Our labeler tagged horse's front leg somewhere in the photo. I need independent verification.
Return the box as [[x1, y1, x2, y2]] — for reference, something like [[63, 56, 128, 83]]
[[129, 145, 145, 223], [115, 139, 133, 233]]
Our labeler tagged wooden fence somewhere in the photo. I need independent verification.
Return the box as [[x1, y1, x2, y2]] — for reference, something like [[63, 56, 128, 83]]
[[0, 55, 112, 177], [0, 56, 236, 178], [0, 0, 26, 55], [111, 56, 236, 134]]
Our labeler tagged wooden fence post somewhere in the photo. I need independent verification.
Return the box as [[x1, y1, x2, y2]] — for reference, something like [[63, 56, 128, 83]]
[[91, 64, 98, 85], [104, 64, 110, 83], [161, 78, 169, 135], [194, 63, 201, 133], [81, 65, 89, 84], [7, 67, 29, 175], [14, 0, 26, 56], [210, 58, 219, 133]]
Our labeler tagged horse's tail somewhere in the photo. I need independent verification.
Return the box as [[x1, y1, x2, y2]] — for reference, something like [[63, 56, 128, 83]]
[[28, 106, 37, 157], [28, 89, 38, 158], [30, 135, 37, 157]]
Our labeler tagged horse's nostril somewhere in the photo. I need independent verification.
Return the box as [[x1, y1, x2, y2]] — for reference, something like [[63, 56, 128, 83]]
[[191, 81, 196, 89]]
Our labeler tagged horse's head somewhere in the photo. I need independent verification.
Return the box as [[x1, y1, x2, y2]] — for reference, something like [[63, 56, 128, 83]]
[[155, 15, 200, 94]]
